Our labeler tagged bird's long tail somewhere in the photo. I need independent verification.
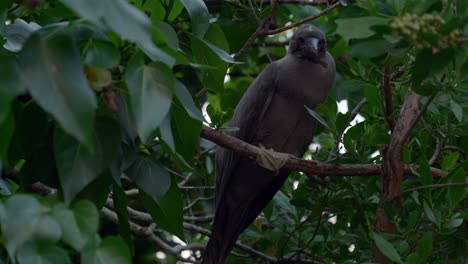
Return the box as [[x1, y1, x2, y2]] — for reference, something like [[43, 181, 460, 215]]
[[202, 204, 244, 264]]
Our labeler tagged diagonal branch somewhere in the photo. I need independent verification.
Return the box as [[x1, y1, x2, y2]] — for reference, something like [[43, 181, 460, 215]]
[[200, 126, 445, 178]]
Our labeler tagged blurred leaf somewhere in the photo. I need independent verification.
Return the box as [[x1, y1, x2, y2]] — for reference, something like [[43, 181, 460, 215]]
[[125, 155, 170, 202], [371, 232, 403, 264], [273, 191, 297, 219], [180, 0, 210, 37], [305, 106, 332, 131], [418, 156, 432, 186], [52, 200, 99, 251], [2, 195, 61, 259], [423, 201, 439, 227], [351, 39, 392, 58], [416, 232, 432, 261], [125, 54, 174, 143], [0, 53, 25, 124], [19, 32, 97, 147], [16, 243, 71, 264], [85, 40, 121, 68], [191, 25, 231, 92], [174, 81, 204, 121], [2, 19, 41, 52], [446, 167, 465, 206], [54, 117, 121, 204], [60, 0, 175, 66], [449, 100, 463, 122], [335, 16, 389, 42], [170, 99, 202, 165], [0, 112, 14, 164], [81, 236, 131, 264], [139, 181, 185, 240]]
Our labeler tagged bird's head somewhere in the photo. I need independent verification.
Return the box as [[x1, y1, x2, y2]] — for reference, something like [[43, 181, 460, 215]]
[[289, 25, 327, 62]]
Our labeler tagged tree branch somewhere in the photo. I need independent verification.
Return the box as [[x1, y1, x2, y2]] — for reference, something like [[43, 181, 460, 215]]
[[201, 126, 445, 178], [262, 1, 341, 35]]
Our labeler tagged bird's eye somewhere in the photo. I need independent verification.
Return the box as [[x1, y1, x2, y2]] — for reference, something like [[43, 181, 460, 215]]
[[298, 37, 305, 43], [319, 39, 324, 46]]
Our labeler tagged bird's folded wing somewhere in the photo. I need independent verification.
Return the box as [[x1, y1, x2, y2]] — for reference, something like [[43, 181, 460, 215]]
[[214, 62, 279, 208]]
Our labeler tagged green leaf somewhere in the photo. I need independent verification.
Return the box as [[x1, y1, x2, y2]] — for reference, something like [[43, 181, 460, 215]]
[[305, 106, 331, 131], [335, 16, 389, 42], [52, 200, 99, 251], [441, 152, 459, 172], [416, 232, 432, 261], [336, 112, 351, 136], [446, 167, 465, 206], [423, 201, 439, 227], [125, 56, 174, 143], [2, 19, 41, 52], [125, 155, 170, 202], [411, 49, 433, 87], [60, 0, 175, 66], [351, 39, 392, 58], [19, 32, 97, 146], [449, 99, 463, 122], [371, 232, 403, 264], [191, 24, 231, 91], [418, 156, 432, 186], [1, 195, 61, 259], [112, 183, 133, 253], [16, 243, 71, 264], [54, 117, 121, 204], [81, 236, 131, 264], [180, 0, 210, 37], [139, 182, 185, 240], [170, 99, 202, 165], [174, 80, 204, 122], [85, 40, 121, 68], [0, 52, 25, 124], [0, 112, 14, 164]]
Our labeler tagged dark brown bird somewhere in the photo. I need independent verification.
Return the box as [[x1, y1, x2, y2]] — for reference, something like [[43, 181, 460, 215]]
[[203, 25, 336, 264]]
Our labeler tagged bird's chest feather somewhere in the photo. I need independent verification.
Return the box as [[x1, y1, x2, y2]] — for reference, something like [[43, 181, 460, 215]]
[[276, 59, 330, 108]]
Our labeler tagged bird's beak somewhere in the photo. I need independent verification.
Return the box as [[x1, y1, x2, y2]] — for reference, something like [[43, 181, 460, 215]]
[[308, 37, 320, 55]]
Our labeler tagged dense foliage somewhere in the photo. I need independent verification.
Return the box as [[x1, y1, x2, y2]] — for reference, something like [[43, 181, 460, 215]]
[[0, 0, 466, 263]]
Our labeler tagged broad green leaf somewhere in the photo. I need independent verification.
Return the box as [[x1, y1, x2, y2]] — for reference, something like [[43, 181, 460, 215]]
[[16, 243, 71, 264], [159, 115, 175, 152], [2, 19, 41, 52], [192, 23, 232, 90], [0, 112, 14, 164], [125, 155, 170, 202], [54, 118, 121, 204], [0, 52, 25, 124], [1, 195, 61, 259], [416, 232, 432, 261], [19, 32, 97, 146], [52, 200, 99, 251], [418, 156, 432, 186], [125, 56, 174, 143], [423, 201, 439, 227], [446, 167, 465, 206], [335, 16, 389, 42], [112, 183, 133, 253], [60, 0, 175, 66], [113, 93, 137, 144], [139, 182, 185, 240], [351, 39, 392, 58], [170, 99, 202, 165], [81, 236, 131, 264], [412, 49, 434, 87], [371, 232, 403, 264], [180, 0, 210, 37], [273, 191, 297, 219], [441, 152, 459, 172], [449, 100, 463, 122], [85, 40, 121, 68], [174, 81, 204, 121]]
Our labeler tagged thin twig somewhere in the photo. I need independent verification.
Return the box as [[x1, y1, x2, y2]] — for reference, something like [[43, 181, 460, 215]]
[[262, 1, 341, 35], [402, 182, 468, 195]]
